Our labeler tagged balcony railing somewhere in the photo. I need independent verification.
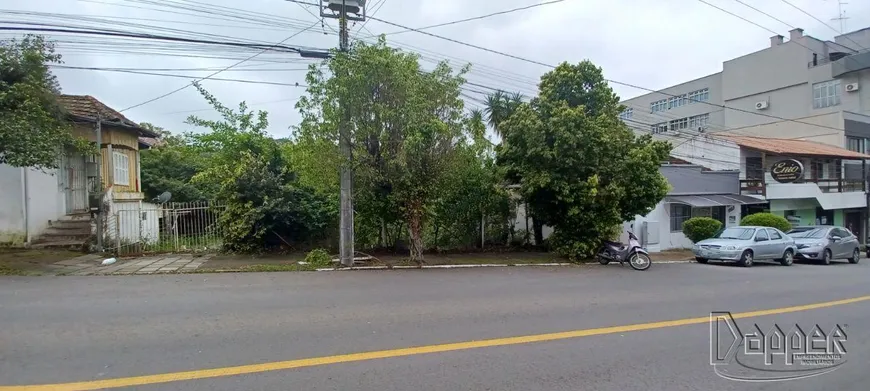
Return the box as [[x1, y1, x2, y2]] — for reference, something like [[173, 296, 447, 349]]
[[740, 178, 865, 196]]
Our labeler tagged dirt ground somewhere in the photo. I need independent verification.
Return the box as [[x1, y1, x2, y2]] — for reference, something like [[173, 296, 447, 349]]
[[0, 248, 85, 275]]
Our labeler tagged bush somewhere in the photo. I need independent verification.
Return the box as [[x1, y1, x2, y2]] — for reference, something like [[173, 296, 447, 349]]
[[740, 213, 791, 232], [304, 248, 333, 269], [682, 217, 723, 243]]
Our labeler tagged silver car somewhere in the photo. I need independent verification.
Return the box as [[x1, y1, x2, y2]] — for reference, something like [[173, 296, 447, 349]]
[[786, 226, 861, 265], [693, 226, 796, 267]]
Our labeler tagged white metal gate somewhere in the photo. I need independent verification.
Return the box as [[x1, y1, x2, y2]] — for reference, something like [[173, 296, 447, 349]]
[[61, 149, 88, 214]]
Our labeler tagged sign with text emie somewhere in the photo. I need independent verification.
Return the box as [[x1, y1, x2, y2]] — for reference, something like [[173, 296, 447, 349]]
[[770, 159, 804, 183]]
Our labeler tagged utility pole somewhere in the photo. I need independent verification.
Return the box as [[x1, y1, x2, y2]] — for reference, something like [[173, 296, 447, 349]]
[[95, 116, 104, 252], [320, 0, 366, 266]]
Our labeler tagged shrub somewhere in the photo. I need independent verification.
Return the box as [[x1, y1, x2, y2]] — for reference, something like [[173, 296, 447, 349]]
[[682, 217, 723, 243], [740, 213, 791, 232], [304, 248, 333, 269]]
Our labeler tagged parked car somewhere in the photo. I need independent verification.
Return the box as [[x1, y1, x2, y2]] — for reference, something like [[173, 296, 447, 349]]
[[693, 226, 796, 267], [786, 226, 861, 265]]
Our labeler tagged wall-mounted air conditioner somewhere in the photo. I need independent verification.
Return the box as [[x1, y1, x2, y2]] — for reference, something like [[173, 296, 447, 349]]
[[845, 83, 859, 92], [755, 101, 769, 110]]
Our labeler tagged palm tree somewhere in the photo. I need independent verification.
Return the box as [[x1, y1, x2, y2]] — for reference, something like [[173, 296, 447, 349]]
[[483, 90, 524, 136]]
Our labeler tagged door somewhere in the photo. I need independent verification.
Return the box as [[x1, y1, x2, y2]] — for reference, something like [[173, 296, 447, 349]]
[[754, 229, 771, 259], [61, 149, 88, 214], [844, 212, 863, 243], [831, 228, 853, 258], [767, 228, 787, 259]]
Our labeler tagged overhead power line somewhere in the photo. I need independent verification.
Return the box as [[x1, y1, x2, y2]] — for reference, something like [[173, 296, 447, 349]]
[[50, 65, 311, 87], [118, 19, 321, 113], [357, 0, 568, 40], [346, 10, 849, 134]]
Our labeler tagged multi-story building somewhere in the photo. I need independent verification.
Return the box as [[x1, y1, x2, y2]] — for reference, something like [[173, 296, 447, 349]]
[[619, 26, 870, 246], [620, 26, 870, 172]]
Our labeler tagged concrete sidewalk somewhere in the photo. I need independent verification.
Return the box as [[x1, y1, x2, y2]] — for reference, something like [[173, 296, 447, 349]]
[[49, 254, 212, 276]]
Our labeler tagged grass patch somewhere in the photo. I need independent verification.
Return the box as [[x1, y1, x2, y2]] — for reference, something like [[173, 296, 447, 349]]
[[0, 264, 43, 276], [0, 248, 83, 275]]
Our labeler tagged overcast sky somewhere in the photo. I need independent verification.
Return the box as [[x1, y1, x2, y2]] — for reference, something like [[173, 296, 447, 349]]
[[3, 0, 869, 138]]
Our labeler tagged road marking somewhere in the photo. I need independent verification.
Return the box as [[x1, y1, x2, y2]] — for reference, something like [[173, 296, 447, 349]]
[[3, 295, 869, 391]]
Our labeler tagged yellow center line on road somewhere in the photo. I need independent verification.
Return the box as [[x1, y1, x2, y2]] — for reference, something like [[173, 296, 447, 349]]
[[4, 294, 870, 391]]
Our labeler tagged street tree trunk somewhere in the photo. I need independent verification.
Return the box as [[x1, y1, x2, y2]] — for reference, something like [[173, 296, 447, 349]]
[[533, 217, 544, 246], [407, 202, 425, 264]]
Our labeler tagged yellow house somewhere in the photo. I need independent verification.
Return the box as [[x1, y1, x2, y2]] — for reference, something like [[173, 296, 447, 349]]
[[58, 95, 159, 206]]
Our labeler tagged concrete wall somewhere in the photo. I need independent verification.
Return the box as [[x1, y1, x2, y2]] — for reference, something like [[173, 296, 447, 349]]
[[834, 28, 870, 51], [24, 167, 65, 240], [0, 165, 64, 245], [723, 112, 845, 147], [0, 165, 25, 245], [661, 165, 739, 194]]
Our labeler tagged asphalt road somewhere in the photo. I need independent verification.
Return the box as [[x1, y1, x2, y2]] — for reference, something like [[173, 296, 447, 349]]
[[2, 259, 870, 390]]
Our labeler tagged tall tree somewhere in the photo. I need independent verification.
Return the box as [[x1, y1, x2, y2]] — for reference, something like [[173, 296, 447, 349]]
[[138, 123, 209, 202], [498, 61, 671, 259], [297, 38, 476, 263], [0, 35, 87, 169]]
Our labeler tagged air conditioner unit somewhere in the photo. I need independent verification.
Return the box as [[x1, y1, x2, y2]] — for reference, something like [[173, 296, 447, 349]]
[[846, 83, 859, 92], [755, 101, 769, 110]]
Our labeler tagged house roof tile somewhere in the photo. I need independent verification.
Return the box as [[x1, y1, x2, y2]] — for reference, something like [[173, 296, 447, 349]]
[[719, 135, 870, 160], [57, 95, 159, 137]]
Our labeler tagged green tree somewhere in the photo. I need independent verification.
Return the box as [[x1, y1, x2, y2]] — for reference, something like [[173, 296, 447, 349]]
[[187, 83, 335, 252], [498, 61, 671, 260], [138, 123, 209, 202], [297, 38, 478, 262], [0, 35, 88, 169]]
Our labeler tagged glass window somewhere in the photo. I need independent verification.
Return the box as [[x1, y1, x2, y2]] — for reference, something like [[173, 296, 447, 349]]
[[619, 108, 633, 120], [711, 206, 726, 225], [689, 113, 709, 129], [755, 229, 769, 241], [812, 80, 841, 109], [788, 228, 827, 238], [668, 117, 688, 131], [651, 99, 668, 112], [715, 227, 755, 240], [767, 229, 782, 240], [847, 137, 867, 154], [651, 122, 668, 134], [671, 204, 692, 232], [112, 151, 130, 186]]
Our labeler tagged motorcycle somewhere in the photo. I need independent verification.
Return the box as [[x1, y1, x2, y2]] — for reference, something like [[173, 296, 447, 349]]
[[596, 230, 652, 271]]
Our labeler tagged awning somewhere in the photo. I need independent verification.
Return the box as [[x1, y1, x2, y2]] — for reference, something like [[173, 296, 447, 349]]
[[664, 194, 767, 207]]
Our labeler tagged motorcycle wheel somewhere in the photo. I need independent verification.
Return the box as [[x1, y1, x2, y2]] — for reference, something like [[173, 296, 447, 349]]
[[597, 254, 610, 265], [628, 253, 651, 271]]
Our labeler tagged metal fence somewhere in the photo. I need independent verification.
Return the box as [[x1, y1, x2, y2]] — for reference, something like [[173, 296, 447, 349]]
[[107, 201, 226, 256]]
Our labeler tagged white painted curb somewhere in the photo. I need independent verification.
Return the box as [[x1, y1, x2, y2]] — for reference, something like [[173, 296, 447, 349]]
[[314, 260, 693, 271]]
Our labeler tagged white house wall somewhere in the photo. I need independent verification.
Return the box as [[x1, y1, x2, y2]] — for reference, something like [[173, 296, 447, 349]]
[[0, 164, 26, 245], [25, 167, 65, 240]]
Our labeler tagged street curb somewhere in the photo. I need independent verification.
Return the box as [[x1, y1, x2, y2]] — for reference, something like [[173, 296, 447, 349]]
[[315, 260, 694, 271]]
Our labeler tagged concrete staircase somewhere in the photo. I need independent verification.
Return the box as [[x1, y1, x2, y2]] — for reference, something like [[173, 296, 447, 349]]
[[30, 213, 93, 250]]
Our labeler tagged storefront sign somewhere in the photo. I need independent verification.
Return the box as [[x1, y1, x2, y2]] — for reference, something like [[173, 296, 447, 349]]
[[770, 159, 804, 183]]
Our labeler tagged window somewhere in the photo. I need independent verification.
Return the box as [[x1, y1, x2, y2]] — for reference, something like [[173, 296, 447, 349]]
[[668, 94, 687, 109], [755, 229, 769, 241], [670, 204, 692, 232], [847, 136, 867, 154], [619, 108, 633, 120], [714, 227, 755, 240], [688, 88, 710, 103], [113, 151, 130, 186], [812, 80, 841, 109], [651, 122, 668, 134], [689, 113, 709, 129], [668, 117, 688, 132], [745, 157, 763, 179], [650, 99, 667, 112], [692, 206, 726, 226], [767, 229, 782, 240]]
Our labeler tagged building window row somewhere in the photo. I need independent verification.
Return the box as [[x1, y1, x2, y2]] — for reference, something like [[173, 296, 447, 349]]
[[812, 79, 841, 109], [650, 113, 710, 134], [650, 88, 710, 112], [619, 108, 633, 120]]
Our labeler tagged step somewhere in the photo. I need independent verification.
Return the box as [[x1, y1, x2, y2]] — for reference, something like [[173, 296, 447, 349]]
[[29, 240, 88, 250], [58, 213, 92, 222], [48, 220, 92, 230]]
